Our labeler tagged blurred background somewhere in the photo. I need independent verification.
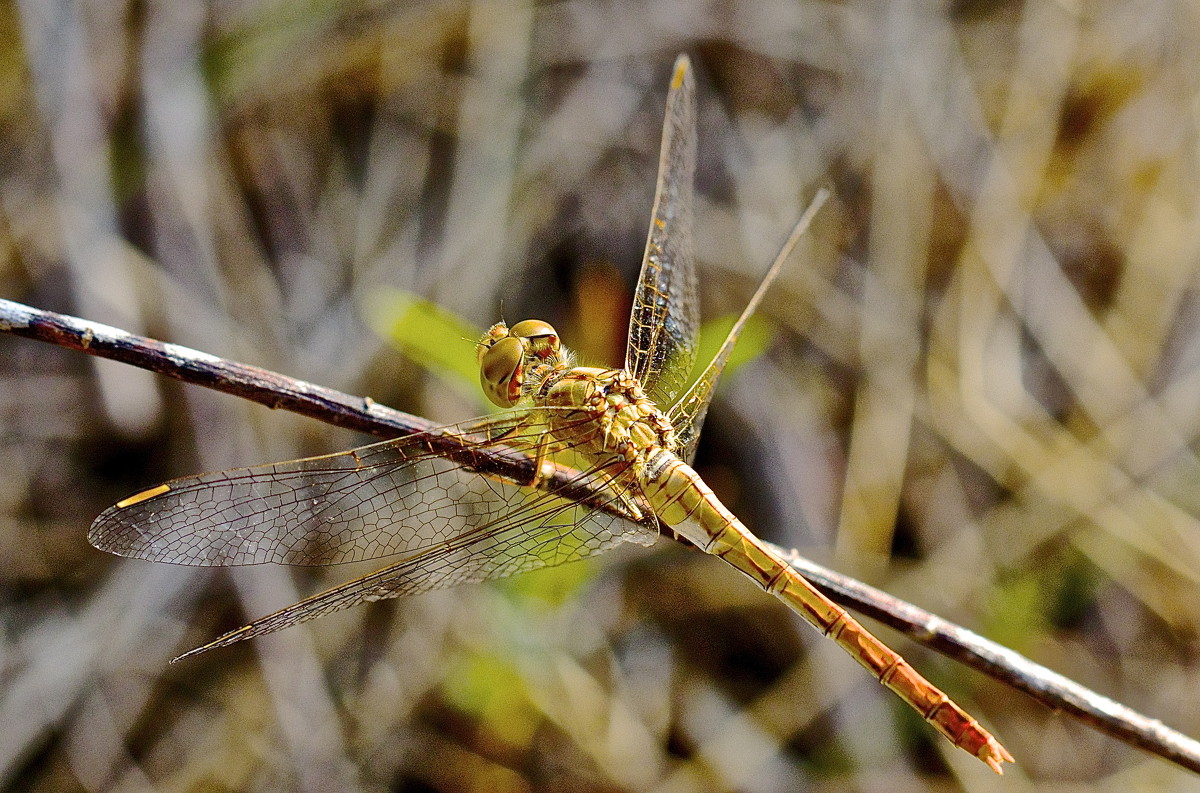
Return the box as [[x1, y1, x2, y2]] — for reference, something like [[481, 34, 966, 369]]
[[2, 0, 1200, 790]]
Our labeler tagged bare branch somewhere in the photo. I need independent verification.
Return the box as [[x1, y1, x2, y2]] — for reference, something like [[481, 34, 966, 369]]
[[777, 549, 1200, 774], [3, 296, 1198, 774]]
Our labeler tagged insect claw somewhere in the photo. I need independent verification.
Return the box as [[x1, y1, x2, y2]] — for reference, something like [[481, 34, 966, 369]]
[[529, 458, 555, 487]]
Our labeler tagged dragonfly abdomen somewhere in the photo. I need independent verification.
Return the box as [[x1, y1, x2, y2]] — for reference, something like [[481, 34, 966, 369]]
[[640, 450, 1014, 773], [640, 448, 735, 537]]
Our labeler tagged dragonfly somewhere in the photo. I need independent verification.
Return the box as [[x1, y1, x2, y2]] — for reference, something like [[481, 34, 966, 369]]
[[91, 55, 1013, 774]]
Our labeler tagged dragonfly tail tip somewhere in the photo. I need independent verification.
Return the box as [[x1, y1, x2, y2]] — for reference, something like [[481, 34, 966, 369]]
[[981, 741, 1015, 775]]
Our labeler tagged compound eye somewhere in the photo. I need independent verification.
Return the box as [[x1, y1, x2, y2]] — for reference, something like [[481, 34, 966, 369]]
[[479, 336, 525, 407], [509, 319, 559, 360], [509, 319, 556, 340]]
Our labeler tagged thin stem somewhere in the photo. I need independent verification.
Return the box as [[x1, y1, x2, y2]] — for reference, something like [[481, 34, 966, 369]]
[[3, 296, 1198, 774]]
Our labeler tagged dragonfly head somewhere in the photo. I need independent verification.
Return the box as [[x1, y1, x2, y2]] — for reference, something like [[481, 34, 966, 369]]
[[477, 320, 562, 407]]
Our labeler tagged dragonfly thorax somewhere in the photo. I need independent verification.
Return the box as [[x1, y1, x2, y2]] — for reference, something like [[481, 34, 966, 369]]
[[540, 366, 678, 468]]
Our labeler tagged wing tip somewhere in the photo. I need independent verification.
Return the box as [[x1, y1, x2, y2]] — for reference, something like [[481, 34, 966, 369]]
[[87, 511, 122, 554], [671, 54, 691, 89], [171, 625, 254, 663]]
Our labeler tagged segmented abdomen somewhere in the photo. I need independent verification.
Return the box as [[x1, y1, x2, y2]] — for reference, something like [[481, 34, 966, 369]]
[[638, 449, 1013, 773]]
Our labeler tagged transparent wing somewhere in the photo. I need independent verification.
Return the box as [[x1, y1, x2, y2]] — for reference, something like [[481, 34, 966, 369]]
[[670, 190, 829, 462], [173, 455, 656, 660], [667, 352, 724, 465], [625, 54, 699, 409], [91, 410, 657, 567]]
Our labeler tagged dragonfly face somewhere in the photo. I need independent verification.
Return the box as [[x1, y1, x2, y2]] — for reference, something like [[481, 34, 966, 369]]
[[477, 319, 563, 407]]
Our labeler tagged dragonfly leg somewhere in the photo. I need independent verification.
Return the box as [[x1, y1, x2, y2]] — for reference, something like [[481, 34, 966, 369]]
[[570, 461, 646, 523], [600, 469, 645, 523], [527, 434, 556, 486]]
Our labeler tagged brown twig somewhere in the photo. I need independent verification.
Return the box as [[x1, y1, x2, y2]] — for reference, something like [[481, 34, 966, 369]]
[[3, 296, 1198, 774]]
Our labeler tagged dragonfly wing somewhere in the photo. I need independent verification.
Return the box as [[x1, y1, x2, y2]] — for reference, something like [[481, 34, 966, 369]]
[[91, 411, 653, 567], [625, 54, 699, 409], [175, 464, 658, 660], [669, 190, 829, 462], [669, 383, 715, 466]]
